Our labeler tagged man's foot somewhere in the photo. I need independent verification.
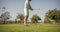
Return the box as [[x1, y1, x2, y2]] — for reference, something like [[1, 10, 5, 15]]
[[24, 24, 28, 26]]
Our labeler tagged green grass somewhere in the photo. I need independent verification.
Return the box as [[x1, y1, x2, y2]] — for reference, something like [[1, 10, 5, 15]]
[[0, 23, 60, 32]]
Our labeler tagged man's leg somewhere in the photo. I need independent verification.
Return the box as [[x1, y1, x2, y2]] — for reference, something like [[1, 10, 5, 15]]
[[24, 16, 28, 25]]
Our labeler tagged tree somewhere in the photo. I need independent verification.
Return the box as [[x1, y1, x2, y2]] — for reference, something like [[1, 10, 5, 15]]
[[44, 8, 60, 24], [0, 16, 1, 19], [31, 14, 41, 23], [1, 11, 11, 24], [2, 7, 6, 12], [16, 13, 24, 23], [0, 16, 3, 24]]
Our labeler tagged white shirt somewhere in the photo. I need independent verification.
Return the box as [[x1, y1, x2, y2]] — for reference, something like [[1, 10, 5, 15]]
[[24, 0, 30, 9]]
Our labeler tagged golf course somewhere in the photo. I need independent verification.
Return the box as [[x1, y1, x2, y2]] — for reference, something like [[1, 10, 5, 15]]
[[0, 23, 60, 32], [0, 0, 60, 32]]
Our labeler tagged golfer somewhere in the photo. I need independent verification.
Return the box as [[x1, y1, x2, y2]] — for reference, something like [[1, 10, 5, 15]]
[[24, 0, 33, 25]]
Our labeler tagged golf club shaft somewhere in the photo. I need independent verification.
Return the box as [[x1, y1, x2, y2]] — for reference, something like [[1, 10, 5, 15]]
[[33, 8, 40, 10]]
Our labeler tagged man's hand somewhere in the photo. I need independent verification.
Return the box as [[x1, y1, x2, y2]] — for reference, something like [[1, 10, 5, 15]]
[[31, 8, 33, 11]]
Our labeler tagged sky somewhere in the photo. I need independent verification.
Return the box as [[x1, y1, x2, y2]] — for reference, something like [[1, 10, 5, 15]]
[[0, 0, 60, 21]]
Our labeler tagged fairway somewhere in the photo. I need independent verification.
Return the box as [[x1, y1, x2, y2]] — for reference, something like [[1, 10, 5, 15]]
[[0, 24, 60, 32]]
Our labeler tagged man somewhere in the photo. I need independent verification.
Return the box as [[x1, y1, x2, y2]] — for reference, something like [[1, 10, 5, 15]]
[[24, 0, 33, 25]]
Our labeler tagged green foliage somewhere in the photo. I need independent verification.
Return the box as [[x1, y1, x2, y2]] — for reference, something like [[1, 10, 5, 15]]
[[0, 16, 2, 18], [16, 14, 24, 23], [17, 14, 24, 20], [45, 8, 60, 23], [31, 14, 41, 23], [0, 11, 11, 24]]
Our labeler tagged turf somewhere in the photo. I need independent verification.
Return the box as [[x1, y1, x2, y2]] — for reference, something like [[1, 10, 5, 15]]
[[0, 23, 60, 32]]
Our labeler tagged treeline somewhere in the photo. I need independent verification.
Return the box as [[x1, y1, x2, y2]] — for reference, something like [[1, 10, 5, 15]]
[[0, 8, 60, 24], [44, 8, 60, 24]]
